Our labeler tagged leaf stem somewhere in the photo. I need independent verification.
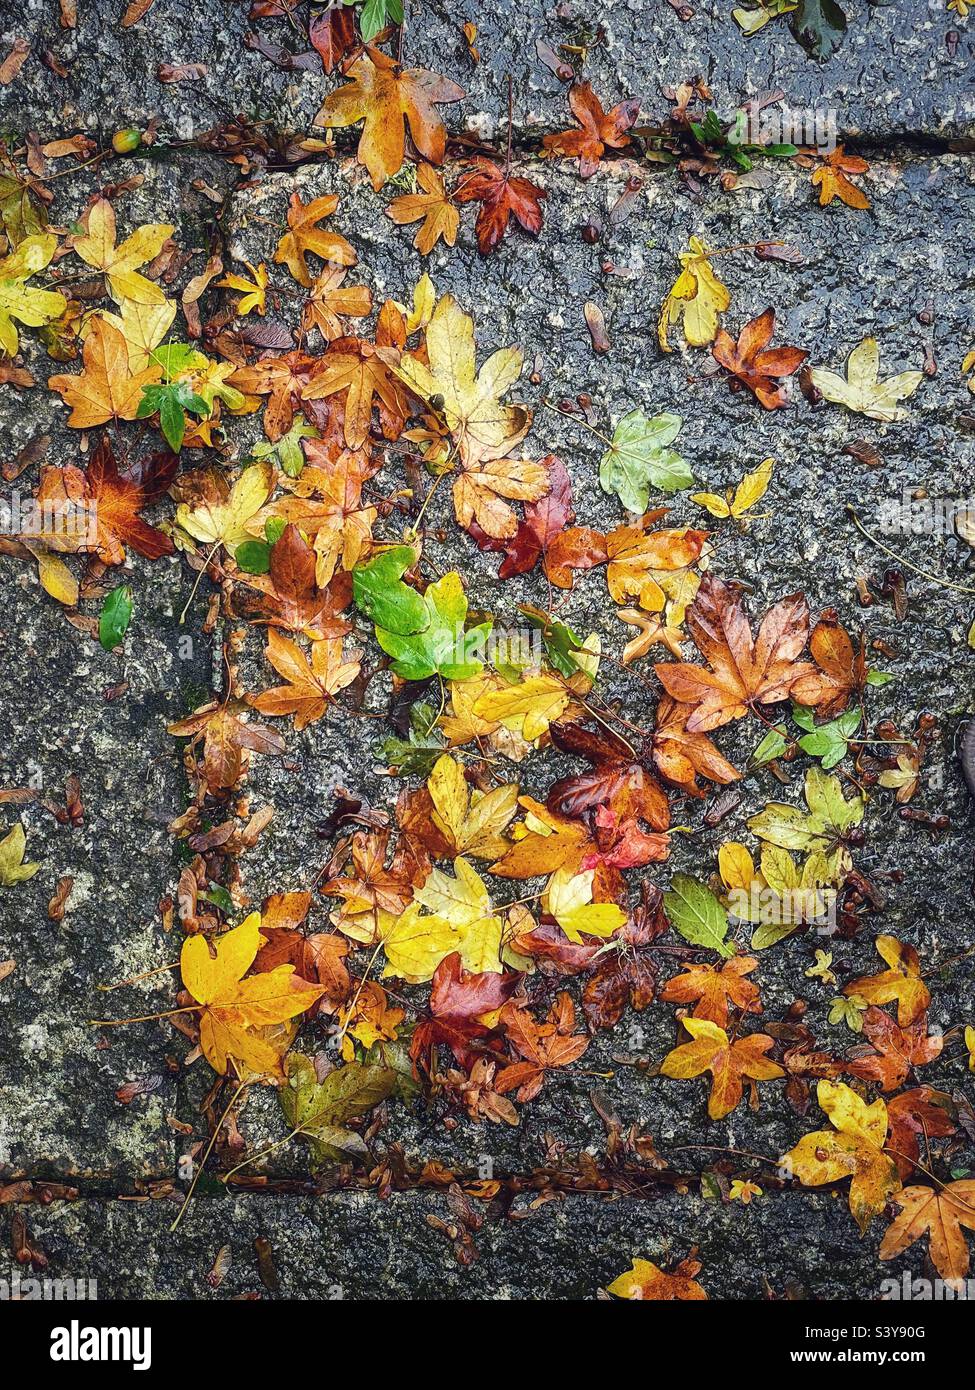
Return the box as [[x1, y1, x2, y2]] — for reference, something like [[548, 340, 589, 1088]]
[[169, 1079, 248, 1233]]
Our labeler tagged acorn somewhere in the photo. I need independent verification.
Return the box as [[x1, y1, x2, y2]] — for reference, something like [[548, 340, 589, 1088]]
[[111, 127, 142, 154]]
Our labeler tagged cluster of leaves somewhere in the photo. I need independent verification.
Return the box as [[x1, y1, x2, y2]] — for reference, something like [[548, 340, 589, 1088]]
[[0, 14, 970, 1297]]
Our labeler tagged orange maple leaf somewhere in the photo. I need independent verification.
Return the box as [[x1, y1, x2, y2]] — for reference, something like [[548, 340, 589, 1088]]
[[273, 192, 356, 288], [791, 609, 868, 718], [386, 162, 460, 255], [542, 82, 641, 178], [48, 316, 161, 427], [659, 956, 761, 1029], [315, 46, 465, 191], [843, 934, 930, 1027], [711, 308, 808, 409], [249, 630, 362, 731], [660, 1017, 784, 1119], [495, 994, 590, 1101], [811, 147, 871, 210]]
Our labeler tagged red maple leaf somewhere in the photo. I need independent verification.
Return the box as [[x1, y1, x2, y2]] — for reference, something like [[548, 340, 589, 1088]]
[[547, 720, 671, 834], [411, 952, 520, 1070], [886, 1086, 957, 1179], [468, 455, 574, 578], [35, 434, 176, 565], [454, 156, 546, 255]]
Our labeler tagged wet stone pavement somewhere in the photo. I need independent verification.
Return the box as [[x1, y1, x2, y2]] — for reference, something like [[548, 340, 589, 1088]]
[[0, 0, 974, 1300]]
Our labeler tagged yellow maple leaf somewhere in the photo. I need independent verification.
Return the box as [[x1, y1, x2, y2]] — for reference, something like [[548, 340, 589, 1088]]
[[388, 293, 530, 468], [608, 1257, 708, 1300], [72, 196, 173, 305], [543, 867, 626, 944], [658, 235, 730, 352], [692, 457, 773, 519], [472, 673, 571, 742], [660, 1017, 783, 1119], [809, 338, 924, 423], [0, 822, 40, 886], [0, 233, 67, 356], [780, 1079, 900, 1233], [426, 753, 518, 859], [180, 912, 325, 1077], [843, 934, 930, 1027], [382, 858, 502, 981], [175, 460, 275, 557], [217, 260, 268, 316], [100, 298, 177, 372]]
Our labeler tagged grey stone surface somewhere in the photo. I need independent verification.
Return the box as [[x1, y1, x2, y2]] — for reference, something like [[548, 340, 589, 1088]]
[[1, 0, 974, 1303], [2, 0, 973, 144], [7, 1188, 903, 1299]]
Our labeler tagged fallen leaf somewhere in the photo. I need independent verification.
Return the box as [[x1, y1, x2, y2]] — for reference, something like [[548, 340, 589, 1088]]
[[843, 935, 930, 1028], [661, 1017, 783, 1119], [658, 236, 730, 352], [273, 193, 356, 288], [711, 309, 807, 409], [386, 163, 459, 254], [541, 82, 641, 178], [249, 630, 362, 731], [607, 1257, 708, 1301], [315, 46, 465, 191], [72, 197, 173, 305], [0, 823, 39, 886], [48, 317, 162, 427], [180, 913, 325, 1077], [453, 157, 546, 255], [780, 1079, 900, 1233], [654, 574, 812, 733], [809, 337, 924, 422], [880, 1181, 975, 1290]]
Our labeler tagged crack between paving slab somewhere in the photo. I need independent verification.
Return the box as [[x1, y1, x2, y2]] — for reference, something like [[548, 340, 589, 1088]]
[[5, 1169, 813, 1206]]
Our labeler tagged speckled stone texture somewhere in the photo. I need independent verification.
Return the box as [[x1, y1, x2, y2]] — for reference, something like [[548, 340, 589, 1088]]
[[0, 0, 974, 1301]]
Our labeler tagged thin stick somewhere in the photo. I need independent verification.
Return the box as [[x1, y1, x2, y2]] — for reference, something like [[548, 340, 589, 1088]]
[[179, 539, 223, 625], [847, 506, 975, 596]]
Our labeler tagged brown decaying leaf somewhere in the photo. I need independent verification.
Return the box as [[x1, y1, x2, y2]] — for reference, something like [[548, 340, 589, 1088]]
[[121, 0, 156, 27], [654, 574, 812, 733], [542, 82, 641, 178]]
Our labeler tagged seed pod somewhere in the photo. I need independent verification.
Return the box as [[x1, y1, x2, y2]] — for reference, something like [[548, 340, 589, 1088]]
[[112, 127, 142, 154]]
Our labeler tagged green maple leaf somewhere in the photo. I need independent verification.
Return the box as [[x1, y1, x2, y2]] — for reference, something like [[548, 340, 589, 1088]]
[[663, 874, 732, 957], [137, 380, 210, 452], [279, 1054, 397, 1166], [376, 572, 491, 680], [599, 410, 691, 513], [353, 546, 428, 635], [747, 765, 864, 859]]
